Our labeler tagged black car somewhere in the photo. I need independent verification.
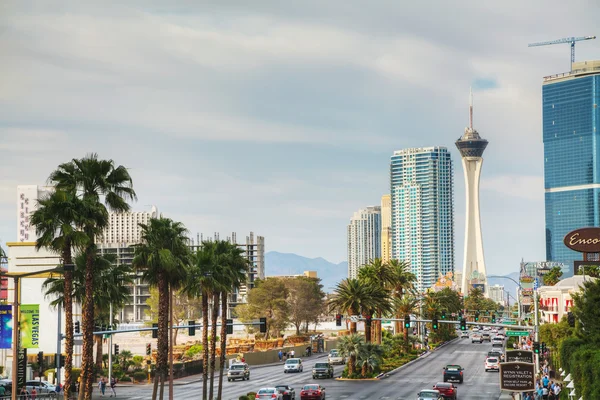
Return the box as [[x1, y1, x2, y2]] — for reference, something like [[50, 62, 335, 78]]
[[312, 362, 334, 379], [442, 365, 464, 383], [275, 384, 296, 400]]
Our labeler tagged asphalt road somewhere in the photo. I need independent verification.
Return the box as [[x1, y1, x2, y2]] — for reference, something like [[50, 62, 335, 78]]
[[90, 334, 505, 399]]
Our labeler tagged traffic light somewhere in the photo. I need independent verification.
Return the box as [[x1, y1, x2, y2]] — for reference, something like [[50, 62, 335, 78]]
[[541, 342, 547, 354], [59, 354, 65, 367], [188, 320, 196, 336], [432, 318, 438, 330], [226, 319, 233, 335], [37, 351, 43, 366], [491, 314, 496, 323], [533, 342, 540, 354], [365, 315, 372, 326], [259, 317, 267, 333], [567, 312, 575, 327], [404, 315, 411, 329], [146, 343, 151, 356], [460, 318, 467, 331], [114, 344, 119, 356], [474, 312, 480, 322], [335, 314, 342, 326], [152, 323, 158, 339], [74, 321, 80, 334], [441, 310, 446, 319]]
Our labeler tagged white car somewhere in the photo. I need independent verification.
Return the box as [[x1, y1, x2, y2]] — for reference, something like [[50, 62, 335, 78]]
[[460, 331, 469, 338], [256, 387, 283, 399], [284, 358, 303, 373], [492, 337, 504, 346], [328, 349, 345, 365], [417, 389, 442, 399], [495, 334, 506, 340], [26, 380, 57, 397], [484, 357, 500, 372], [471, 333, 483, 343]]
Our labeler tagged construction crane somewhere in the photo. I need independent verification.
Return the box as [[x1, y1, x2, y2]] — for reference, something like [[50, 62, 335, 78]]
[[528, 36, 596, 68]]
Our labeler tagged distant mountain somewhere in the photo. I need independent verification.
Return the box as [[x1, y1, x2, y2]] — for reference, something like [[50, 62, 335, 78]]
[[265, 251, 347, 292]]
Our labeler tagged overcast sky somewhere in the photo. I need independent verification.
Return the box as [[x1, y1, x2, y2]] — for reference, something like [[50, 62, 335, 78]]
[[1, 1, 599, 276]]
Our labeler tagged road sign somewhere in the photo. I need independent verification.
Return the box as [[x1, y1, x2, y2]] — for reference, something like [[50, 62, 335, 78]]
[[500, 362, 536, 392], [534, 278, 539, 290], [503, 320, 517, 325], [506, 330, 529, 337], [349, 315, 359, 323], [505, 350, 534, 364]]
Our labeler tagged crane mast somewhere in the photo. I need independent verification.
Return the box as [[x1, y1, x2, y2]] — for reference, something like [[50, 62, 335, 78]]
[[528, 35, 596, 70]]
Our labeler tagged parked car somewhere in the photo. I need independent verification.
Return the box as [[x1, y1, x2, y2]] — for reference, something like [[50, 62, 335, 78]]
[[0, 379, 12, 395], [471, 333, 483, 344], [275, 385, 296, 400], [227, 362, 250, 381], [442, 365, 464, 383], [484, 357, 500, 372], [284, 358, 303, 373], [312, 362, 334, 379], [255, 387, 283, 399], [416, 389, 442, 399], [432, 382, 458, 400], [299, 384, 326, 400], [26, 380, 57, 396], [327, 349, 345, 365]]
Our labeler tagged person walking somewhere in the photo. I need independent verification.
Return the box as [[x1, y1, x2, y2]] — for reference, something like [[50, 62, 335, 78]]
[[109, 377, 117, 397], [30, 388, 37, 400], [19, 386, 28, 399], [99, 377, 106, 396], [278, 350, 283, 362]]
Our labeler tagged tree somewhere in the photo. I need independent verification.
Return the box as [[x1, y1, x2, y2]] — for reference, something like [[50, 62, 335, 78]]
[[356, 342, 384, 378], [145, 287, 201, 346], [358, 259, 394, 344], [574, 264, 600, 278], [393, 294, 419, 346], [337, 334, 364, 377], [30, 189, 91, 399], [544, 266, 564, 286], [328, 278, 371, 334], [132, 218, 190, 400], [572, 279, 600, 344], [236, 278, 289, 338], [50, 153, 136, 400], [464, 287, 485, 316], [387, 259, 415, 334], [285, 277, 326, 335]]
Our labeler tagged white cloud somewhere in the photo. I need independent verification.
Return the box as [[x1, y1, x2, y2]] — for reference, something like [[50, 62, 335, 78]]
[[481, 175, 544, 201]]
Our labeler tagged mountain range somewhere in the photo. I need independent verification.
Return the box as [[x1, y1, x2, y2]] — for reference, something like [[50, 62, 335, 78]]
[[265, 251, 521, 297]]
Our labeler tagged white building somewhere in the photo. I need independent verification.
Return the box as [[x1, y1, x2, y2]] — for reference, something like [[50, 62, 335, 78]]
[[455, 90, 489, 296], [347, 206, 381, 279], [488, 284, 506, 305], [538, 275, 596, 324]]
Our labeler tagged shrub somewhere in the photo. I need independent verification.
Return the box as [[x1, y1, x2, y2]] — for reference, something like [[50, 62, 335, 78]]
[[120, 376, 132, 382], [239, 396, 249, 400], [246, 392, 257, 398], [132, 371, 147, 382], [184, 344, 203, 358]]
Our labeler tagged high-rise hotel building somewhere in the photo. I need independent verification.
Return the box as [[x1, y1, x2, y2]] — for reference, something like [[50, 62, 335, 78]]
[[347, 206, 382, 279], [391, 147, 455, 292], [381, 194, 392, 263], [544, 61, 600, 276]]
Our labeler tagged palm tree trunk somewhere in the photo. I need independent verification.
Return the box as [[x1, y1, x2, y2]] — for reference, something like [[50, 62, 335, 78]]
[[348, 355, 355, 376], [80, 248, 96, 400], [202, 291, 209, 400], [62, 246, 74, 400], [209, 292, 220, 400], [156, 274, 169, 400], [95, 335, 103, 369], [217, 291, 228, 400], [365, 320, 372, 343]]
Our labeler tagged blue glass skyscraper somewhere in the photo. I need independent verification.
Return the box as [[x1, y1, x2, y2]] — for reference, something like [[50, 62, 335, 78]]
[[544, 61, 600, 275], [390, 147, 455, 292]]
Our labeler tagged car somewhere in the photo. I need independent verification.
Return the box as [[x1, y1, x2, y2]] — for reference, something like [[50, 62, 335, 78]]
[[488, 350, 504, 362], [312, 362, 334, 379], [327, 349, 345, 365], [471, 333, 483, 343], [460, 331, 469, 338], [492, 337, 504, 345], [442, 365, 464, 383], [471, 327, 479, 332], [416, 389, 442, 399], [491, 328, 498, 333], [275, 385, 296, 400], [0, 379, 12, 395], [481, 332, 491, 342], [256, 387, 283, 399], [299, 384, 326, 400], [485, 357, 500, 372], [284, 358, 303, 373], [432, 382, 457, 400], [492, 342, 504, 351], [26, 380, 57, 396], [227, 362, 250, 381], [495, 333, 506, 340], [483, 326, 491, 331]]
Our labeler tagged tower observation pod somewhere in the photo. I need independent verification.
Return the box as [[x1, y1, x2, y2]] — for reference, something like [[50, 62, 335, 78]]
[[455, 89, 488, 296]]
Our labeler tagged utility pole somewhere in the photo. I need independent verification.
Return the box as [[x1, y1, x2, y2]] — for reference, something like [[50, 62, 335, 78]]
[[108, 303, 113, 382]]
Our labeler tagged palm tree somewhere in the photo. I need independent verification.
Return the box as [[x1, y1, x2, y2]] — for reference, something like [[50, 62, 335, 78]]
[[132, 218, 190, 400], [356, 342, 384, 377], [358, 259, 394, 344], [328, 279, 373, 334], [50, 153, 136, 400], [393, 294, 419, 347], [30, 189, 91, 399], [217, 243, 248, 400], [387, 259, 415, 334], [337, 334, 364, 377]]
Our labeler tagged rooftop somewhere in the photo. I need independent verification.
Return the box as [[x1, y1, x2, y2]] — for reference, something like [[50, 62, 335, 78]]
[[543, 60, 600, 83]]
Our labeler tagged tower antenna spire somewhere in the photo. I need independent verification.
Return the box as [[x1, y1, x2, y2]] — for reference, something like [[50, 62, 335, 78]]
[[469, 87, 473, 130]]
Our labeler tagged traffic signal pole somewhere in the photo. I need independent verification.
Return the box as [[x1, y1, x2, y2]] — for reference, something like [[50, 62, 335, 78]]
[[108, 302, 113, 385]]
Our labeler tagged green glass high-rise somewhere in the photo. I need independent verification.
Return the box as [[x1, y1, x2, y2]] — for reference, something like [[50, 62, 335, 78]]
[[544, 61, 600, 275]]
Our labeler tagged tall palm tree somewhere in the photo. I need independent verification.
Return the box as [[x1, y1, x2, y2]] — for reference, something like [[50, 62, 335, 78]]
[[357, 342, 384, 378], [387, 259, 415, 334], [183, 241, 219, 400], [217, 243, 248, 400], [132, 218, 190, 400], [50, 153, 136, 400], [336, 334, 364, 376], [30, 189, 91, 399], [358, 259, 394, 344], [393, 294, 419, 346], [328, 279, 373, 334]]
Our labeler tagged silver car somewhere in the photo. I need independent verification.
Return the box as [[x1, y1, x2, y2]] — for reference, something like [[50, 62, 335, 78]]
[[284, 358, 303, 373], [256, 387, 283, 399], [417, 389, 441, 400], [327, 350, 345, 365], [25, 380, 57, 397]]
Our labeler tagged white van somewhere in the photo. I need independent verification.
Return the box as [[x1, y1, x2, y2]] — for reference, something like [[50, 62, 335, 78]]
[[283, 358, 303, 373]]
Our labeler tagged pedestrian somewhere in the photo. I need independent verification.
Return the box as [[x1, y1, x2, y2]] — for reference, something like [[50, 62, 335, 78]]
[[100, 377, 107, 396], [109, 376, 117, 397], [278, 350, 283, 362], [19, 386, 28, 399], [30, 388, 37, 400], [290, 349, 295, 358]]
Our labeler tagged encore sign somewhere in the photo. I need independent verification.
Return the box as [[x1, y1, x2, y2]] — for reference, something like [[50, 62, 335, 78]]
[[564, 228, 600, 253]]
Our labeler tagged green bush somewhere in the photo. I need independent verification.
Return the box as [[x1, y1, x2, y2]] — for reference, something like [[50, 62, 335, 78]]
[[132, 371, 147, 382], [120, 376, 132, 382], [184, 344, 203, 358], [71, 368, 81, 381], [239, 396, 249, 400], [246, 392, 257, 398]]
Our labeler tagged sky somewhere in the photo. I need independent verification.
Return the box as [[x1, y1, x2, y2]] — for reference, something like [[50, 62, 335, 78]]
[[1, 0, 599, 277]]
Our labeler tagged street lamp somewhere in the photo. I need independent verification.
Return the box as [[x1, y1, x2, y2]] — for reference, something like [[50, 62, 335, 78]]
[[3, 264, 70, 400]]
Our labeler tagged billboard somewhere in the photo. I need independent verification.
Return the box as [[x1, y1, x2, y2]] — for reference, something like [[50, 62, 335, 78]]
[[20, 304, 39, 349], [0, 305, 12, 349]]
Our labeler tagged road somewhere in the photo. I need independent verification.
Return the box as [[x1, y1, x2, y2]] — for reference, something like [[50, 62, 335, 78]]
[[90, 335, 504, 399]]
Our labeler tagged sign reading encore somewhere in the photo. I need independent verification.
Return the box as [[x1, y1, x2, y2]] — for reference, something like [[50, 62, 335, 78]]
[[564, 228, 600, 253]]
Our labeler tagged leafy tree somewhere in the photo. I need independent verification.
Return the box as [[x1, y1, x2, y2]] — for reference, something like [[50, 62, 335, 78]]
[[50, 153, 136, 400], [132, 217, 190, 400], [285, 277, 326, 335], [572, 279, 600, 343], [543, 266, 564, 285], [236, 278, 290, 339], [464, 287, 485, 316], [117, 350, 133, 372], [145, 287, 201, 346], [574, 264, 600, 278]]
